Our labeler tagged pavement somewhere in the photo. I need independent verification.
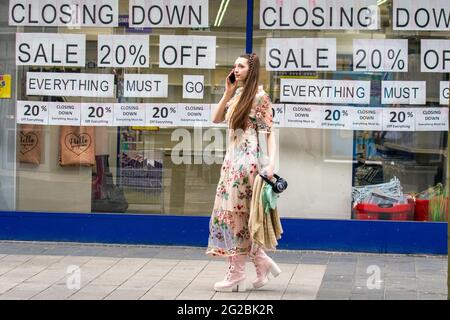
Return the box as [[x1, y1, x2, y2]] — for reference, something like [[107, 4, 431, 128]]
[[0, 241, 447, 300]]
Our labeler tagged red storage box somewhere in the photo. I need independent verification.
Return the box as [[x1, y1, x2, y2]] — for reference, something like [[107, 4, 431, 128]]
[[353, 203, 414, 221]]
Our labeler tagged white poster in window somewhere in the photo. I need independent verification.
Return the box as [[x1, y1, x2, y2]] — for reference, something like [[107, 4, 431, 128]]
[[346, 107, 382, 131], [183, 75, 204, 99], [26, 73, 115, 98], [284, 104, 321, 129], [16, 101, 49, 125], [440, 81, 450, 105], [280, 79, 371, 104], [114, 103, 146, 126], [421, 40, 450, 73], [382, 81, 426, 105], [272, 104, 285, 128], [98, 35, 149, 68], [178, 104, 210, 126], [382, 108, 416, 131], [266, 38, 336, 71], [9, 0, 118, 27], [353, 39, 408, 72], [81, 103, 114, 126], [145, 103, 180, 127], [16, 33, 86, 67], [393, 0, 450, 31], [415, 108, 449, 131], [260, 0, 378, 30], [319, 106, 354, 130], [124, 74, 168, 98], [159, 35, 216, 69], [129, 0, 208, 28], [48, 102, 81, 126]]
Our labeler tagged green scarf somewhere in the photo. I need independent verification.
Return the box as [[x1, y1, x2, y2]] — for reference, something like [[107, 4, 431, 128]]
[[262, 182, 279, 214]]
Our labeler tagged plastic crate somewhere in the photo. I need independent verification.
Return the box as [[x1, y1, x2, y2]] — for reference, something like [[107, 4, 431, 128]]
[[353, 202, 414, 221]]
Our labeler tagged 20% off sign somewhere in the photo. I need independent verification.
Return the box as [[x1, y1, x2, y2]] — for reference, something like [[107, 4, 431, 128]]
[[98, 35, 149, 68]]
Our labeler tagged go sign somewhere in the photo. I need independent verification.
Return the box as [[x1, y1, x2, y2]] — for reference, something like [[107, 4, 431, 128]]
[[183, 75, 204, 99]]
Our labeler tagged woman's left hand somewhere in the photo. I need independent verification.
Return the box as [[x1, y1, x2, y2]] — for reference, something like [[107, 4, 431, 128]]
[[265, 163, 274, 180]]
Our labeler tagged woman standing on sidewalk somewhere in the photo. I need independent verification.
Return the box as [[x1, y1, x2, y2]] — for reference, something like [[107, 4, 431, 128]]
[[206, 53, 281, 292]]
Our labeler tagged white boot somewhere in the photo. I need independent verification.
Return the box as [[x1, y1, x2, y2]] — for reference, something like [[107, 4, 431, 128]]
[[214, 255, 247, 292], [250, 248, 281, 289]]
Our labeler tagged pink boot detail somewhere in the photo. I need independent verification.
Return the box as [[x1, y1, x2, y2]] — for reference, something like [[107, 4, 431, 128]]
[[214, 255, 247, 292], [251, 248, 281, 289]]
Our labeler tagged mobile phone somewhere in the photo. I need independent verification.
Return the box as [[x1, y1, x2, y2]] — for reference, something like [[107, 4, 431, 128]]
[[228, 71, 236, 84]]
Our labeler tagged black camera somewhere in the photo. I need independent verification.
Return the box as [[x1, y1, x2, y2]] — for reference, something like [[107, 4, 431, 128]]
[[259, 173, 288, 194]]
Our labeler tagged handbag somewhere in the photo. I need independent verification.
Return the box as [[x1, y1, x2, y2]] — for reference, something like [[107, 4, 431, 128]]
[[59, 126, 95, 167], [18, 124, 42, 165]]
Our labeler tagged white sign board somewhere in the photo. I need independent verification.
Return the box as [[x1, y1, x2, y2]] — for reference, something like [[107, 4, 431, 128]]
[[183, 75, 204, 99], [177, 104, 210, 126], [421, 40, 450, 73], [145, 103, 180, 127], [394, 0, 450, 31], [346, 107, 382, 131], [266, 38, 336, 71], [124, 74, 168, 98], [280, 79, 371, 104], [98, 35, 149, 68], [415, 108, 449, 131], [353, 39, 408, 72], [113, 104, 146, 126], [26, 72, 115, 98], [129, 0, 209, 28], [16, 33, 86, 67], [9, 0, 119, 27], [260, 0, 378, 30], [48, 102, 81, 126], [382, 81, 426, 105], [382, 108, 416, 131], [81, 103, 114, 126], [284, 104, 322, 129], [272, 104, 285, 128], [16, 101, 49, 125], [159, 36, 216, 69]]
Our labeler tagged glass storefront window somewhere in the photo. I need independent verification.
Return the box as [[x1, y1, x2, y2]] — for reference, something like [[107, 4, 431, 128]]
[[254, 0, 449, 222], [0, 0, 448, 224]]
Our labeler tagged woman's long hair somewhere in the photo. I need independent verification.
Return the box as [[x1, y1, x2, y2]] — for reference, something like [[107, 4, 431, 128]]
[[230, 53, 260, 131]]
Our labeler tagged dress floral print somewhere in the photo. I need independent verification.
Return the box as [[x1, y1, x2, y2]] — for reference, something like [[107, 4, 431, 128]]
[[206, 86, 274, 257]]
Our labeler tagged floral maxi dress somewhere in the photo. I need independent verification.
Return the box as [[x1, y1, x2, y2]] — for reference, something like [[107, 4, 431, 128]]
[[206, 86, 274, 257]]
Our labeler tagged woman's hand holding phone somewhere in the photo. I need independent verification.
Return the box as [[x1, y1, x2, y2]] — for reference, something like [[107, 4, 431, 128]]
[[225, 69, 238, 99]]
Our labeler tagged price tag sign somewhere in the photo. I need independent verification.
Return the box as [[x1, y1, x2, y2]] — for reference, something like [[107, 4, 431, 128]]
[[114, 103, 146, 126], [382, 108, 416, 131], [272, 104, 285, 128], [284, 104, 321, 128], [145, 104, 179, 127], [353, 39, 408, 72], [17, 101, 49, 125], [320, 106, 353, 130], [347, 107, 382, 131], [98, 35, 149, 68], [178, 104, 210, 127], [415, 108, 449, 131], [48, 102, 81, 126], [81, 103, 114, 126]]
